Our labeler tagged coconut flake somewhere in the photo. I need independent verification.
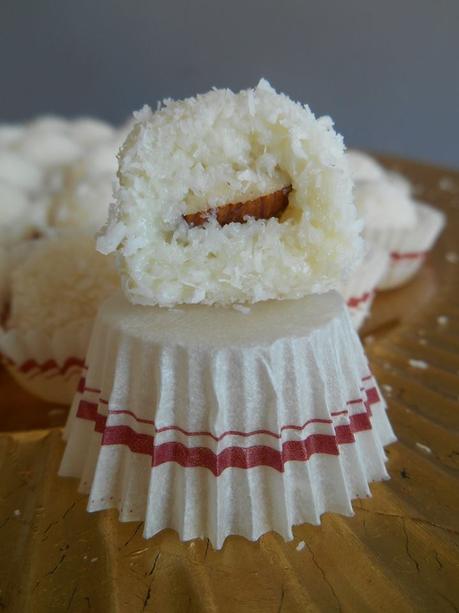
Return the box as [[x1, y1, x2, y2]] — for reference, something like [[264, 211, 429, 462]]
[[445, 252, 459, 264], [409, 359, 428, 370], [233, 304, 251, 314], [416, 442, 432, 454]]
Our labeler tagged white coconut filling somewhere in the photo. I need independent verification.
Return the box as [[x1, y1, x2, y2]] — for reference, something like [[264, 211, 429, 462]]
[[98, 80, 362, 307]]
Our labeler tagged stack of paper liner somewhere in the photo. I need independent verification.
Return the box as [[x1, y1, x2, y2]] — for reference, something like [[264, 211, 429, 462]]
[[60, 283, 396, 549]]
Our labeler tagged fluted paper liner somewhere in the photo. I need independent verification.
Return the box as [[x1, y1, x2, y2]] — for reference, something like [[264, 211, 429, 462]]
[[363, 202, 445, 291], [340, 246, 389, 329], [0, 321, 92, 404], [60, 290, 396, 548]]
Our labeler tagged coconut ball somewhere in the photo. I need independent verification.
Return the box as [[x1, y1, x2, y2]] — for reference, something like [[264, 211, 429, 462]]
[[70, 117, 115, 146], [354, 179, 417, 230], [99, 79, 363, 307], [49, 136, 119, 230], [17, 122, 82, 169], [346, 150, 416, 231], [0, 124, 25, 149], [346, 150, 386, 183], [0, 150, 43, 192], [49, 170, 114, 230], [8, 232, 119, 336], [0, 182, 30, 227]]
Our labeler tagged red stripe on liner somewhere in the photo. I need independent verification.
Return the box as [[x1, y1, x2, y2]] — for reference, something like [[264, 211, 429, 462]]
[[20, 358, 58, 375], [365, 386, 380, 406], [152, 416, 335, 441], [74, 373, 376, 399], [75, 401, 374, 474], [75, 383, 377, 445], [77, 402, 349, 442], [390, 250, 427, 261], [6, 355, 85, 379], [96, 416, 372, 474], [77, 376, 86, 394], [61, 357, 85, 375], [78, 400, 107, 433], [101, 425, 341, 474], [346, 292, 373, 308]]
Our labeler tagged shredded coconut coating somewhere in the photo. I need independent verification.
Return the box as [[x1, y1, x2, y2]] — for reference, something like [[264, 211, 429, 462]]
[[8, 232, 119, 336], [98, 80, 363, 307]]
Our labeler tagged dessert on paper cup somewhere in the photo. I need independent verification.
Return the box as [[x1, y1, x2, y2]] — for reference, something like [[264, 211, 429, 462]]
[[60, 80, 396, 546], [347, 150, 445, 290], [0, 232, 118, 405], [340, 245, 389, 330]]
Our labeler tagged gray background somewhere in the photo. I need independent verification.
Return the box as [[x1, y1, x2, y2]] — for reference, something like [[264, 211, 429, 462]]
[[1, 0, 458, 167]]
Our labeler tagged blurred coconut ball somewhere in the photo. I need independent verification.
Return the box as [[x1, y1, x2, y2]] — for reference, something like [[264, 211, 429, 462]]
[[7, 231, 119, 336]]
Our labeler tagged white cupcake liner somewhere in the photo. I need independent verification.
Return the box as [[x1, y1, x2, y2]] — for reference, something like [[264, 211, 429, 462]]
[[0, 244, 7, 313], [0, 321, 92, 405], [364, 202, 445, 291], [340, 246, 389, 329], [60, 290, 396, 548]]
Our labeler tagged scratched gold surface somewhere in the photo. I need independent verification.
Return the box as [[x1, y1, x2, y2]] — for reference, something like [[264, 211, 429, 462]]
[[0, 156, 458, 612]]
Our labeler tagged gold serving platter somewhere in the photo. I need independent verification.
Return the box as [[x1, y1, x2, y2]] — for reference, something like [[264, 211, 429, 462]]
[[0, 156, 458, 612]]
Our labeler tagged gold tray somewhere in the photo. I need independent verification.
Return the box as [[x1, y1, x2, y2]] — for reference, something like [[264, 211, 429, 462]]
[[1, 156, 458, 612]]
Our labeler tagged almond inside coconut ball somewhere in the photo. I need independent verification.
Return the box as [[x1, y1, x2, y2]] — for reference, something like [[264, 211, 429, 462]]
[[98, 79, 363, 307]]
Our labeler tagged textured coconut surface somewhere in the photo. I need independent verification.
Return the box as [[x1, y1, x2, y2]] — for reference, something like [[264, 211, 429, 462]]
[[0, 155, 458, 612], [98, 81, 362, 306]]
